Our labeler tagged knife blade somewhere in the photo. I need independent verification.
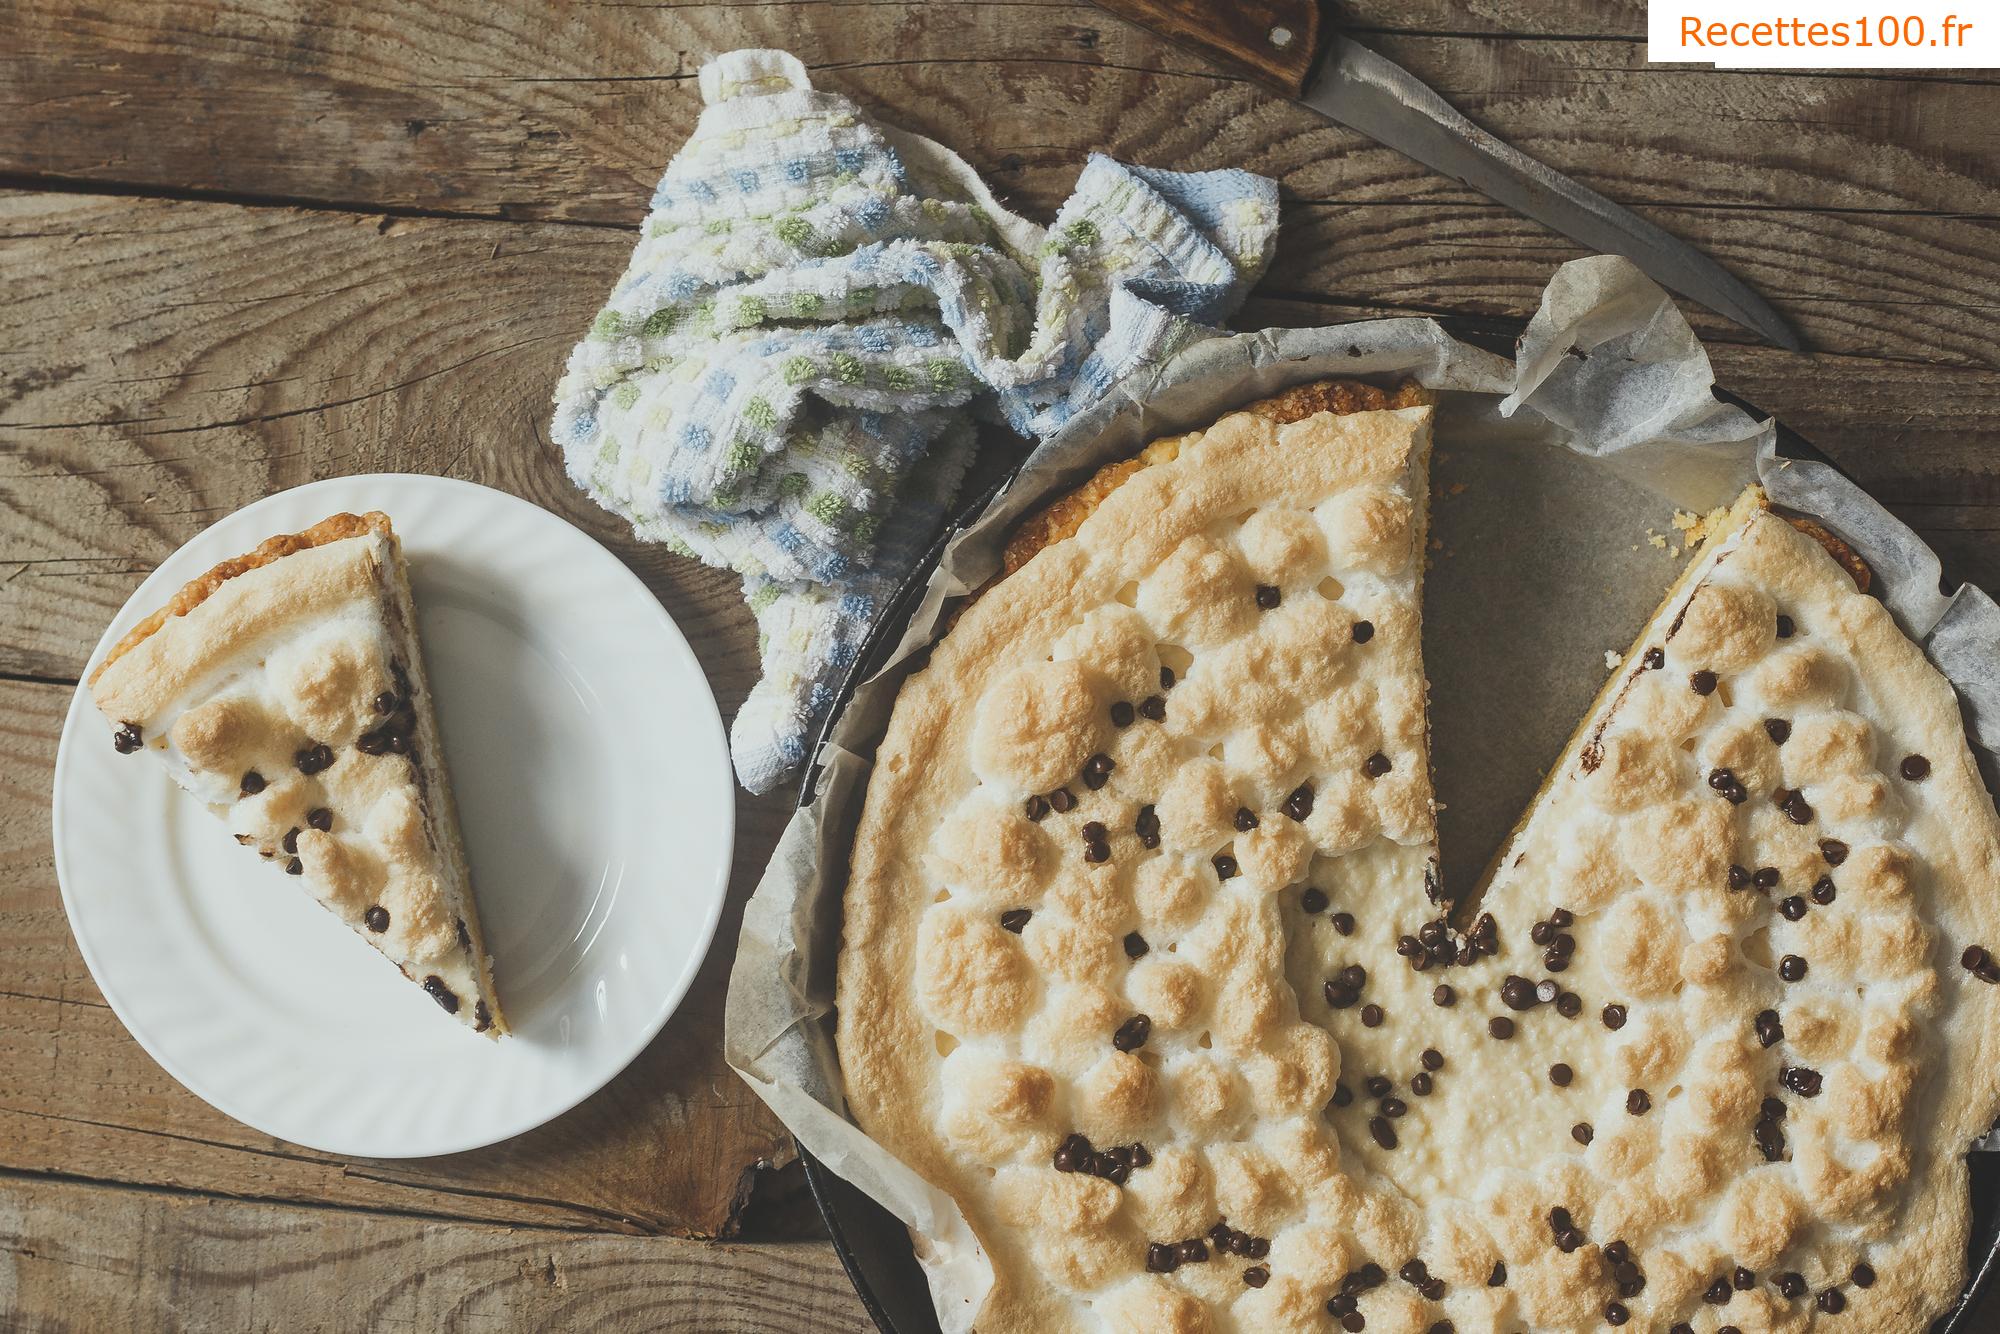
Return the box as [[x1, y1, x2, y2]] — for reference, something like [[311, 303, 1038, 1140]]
[[1088, 1, 1804, 350]]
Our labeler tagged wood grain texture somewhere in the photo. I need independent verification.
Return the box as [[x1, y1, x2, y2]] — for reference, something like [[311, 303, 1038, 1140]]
[[3, 2, 1995, 230], [0, 671, 800, 1238], [0, 1174, 869, 1331], [3, 0, 1999, 1327]]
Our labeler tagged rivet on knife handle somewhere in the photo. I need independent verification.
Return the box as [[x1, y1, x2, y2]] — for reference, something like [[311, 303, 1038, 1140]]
[[1088, 0, 1324, 96]]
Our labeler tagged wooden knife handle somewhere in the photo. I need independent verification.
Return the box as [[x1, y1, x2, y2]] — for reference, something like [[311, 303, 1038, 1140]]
[[1089, 0, 1324, 97]]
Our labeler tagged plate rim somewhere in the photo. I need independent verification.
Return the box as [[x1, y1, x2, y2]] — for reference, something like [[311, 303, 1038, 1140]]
[[50, 471, 735, 1158]]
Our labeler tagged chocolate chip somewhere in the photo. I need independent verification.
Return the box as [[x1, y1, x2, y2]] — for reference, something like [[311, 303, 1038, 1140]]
[[1113, 1014, 1152, 1052], [1781, 1065, 1823, 1097], [1555, 1230, 1582, 1254], [1243, 1265, 1269, 1288], [1301, 886, 1328, 914], [1776, 614, 1796, 638], [112, 723, 143, 754], [1340, 964, 1367, 990], [1110, 700, 1135, 728], [1642, 647, 1664, 670], [1331, 1083, 1354, 1108], [1362, 751, 1392, 778], [1123, 931, 1148, 959], [1706, 1276, 1734, 1304], [1550, 907, 1574, 927], [1851, 1262, 1875, 1288], [421, 975, 459, 1014], [1780, 895, 1807, 921], [1339, 1313, 1364, 1332], [1082, 838, 1109, 865], [1602, 1003, 1628, 1031], [356, 730, 390, 756], [1253, 583, 1281, 609], [1081, 752, 1114, 790], [1138, 694, 1167, 721], [1432, 983, 1455, 1007], [1488, 1016, 1515, 1040], [1626, 1088, 1651, 1115], [1820, 838, 1848, 866], [999, 908, 1030, 933], [1735, 1267, 1756, 1290], [1325, 1293, 1355, 1317], [1691, 669, 1718, 696], [1352, 620, 1375, 643], [1360, 1004, 1385, 1028], [1488, 1262, 1507, 1287], [1551, 934, 1575, 956], [1212, 852, 1238, 880], [1159, 665, 1176, 690], [363, 905, 389, 932], [1426, 1317, 1451, 1332], [284, 857, 303, 875], [1332, 912, 1356, 936], [1410, 1072, 1433, 1096], [1233, 806, 1258, 832], [1810, 876, 1836, 905], [1421, 1047, 1444, 1071], [1572, 1121, 1594, 1144], [1531, 921, 1555, 946], [1604, 1301, 1631, 1326], [1549, 1063, 1573, 1087], [1603, 1241, 1629, 1266], [1901, 753, 1931, 781], [295, 742, 334, 775], [307, 807, 332, 832], [1707, 767, 1748, 804], [1556, 991, 1582, 1018], [1500, 975, 1537, 1010], [1755, 1009, 1784, 1047], [281, 827, 300, 855], [1049, 787, 1076, 813], [1750, 866, 1781, 892], [474, 1002, 492, 1032], [1728, 863, 1750, 890], [1284, 782, 1315, 821], [1380, 1096, 1406, 1118], [1146, 1242, 1177, 1273], [1776, 1272, 1806, 1299], [1765, 717, 1792, 744], [1399, 1259, 1428, 1286], [1965, 944, 1993, 974], [1369, 1116, 1397, 1149], [238, 770, 266, 796], [1778, 954, 1808, 982], [1325, 981, 1358, 1010], [1754, 1113, 1787, 1162], [1780, 790, 1814, 824], [1817, 1289, 1846, 1314]]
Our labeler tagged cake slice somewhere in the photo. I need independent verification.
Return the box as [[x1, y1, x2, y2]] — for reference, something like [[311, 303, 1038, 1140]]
[[91, 512, 505, 1037]]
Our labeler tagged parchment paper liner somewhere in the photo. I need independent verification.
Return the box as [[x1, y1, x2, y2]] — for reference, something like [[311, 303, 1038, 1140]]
[[723, 256, 2000, 1330]]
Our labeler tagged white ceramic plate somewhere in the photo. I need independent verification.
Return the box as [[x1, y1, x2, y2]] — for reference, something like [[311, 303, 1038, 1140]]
[[52, 475, 733, 1158]]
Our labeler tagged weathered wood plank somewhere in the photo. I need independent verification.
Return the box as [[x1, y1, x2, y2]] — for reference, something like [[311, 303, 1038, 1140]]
[[0, 673, 800, 1237], [4, 188, 1995, 685], [3, 1, 1995, 230], [0, 1173, 868, 1331]]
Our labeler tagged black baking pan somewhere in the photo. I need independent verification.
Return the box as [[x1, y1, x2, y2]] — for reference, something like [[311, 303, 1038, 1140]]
[[791, 318, 2000, 1334]]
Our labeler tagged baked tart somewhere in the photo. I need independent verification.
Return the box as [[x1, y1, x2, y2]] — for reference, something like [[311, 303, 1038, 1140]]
[[91, 512, 505, 1037], [836, 381, 2000, 1331]]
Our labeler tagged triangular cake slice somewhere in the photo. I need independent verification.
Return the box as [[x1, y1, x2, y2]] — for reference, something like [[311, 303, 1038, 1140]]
[[91, 512, 505, 1037], [841, 384, 1442, 1331], [1425, 487, 2000, 1329]]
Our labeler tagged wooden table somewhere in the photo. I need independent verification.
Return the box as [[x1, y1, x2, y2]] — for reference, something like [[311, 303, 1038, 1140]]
[[3, 1, 1996, 1327]]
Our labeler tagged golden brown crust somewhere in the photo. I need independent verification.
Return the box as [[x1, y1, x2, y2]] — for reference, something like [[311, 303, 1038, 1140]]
[[841, 386, 2000, 1332], [91, 512, 391, 686], [999, 380, 1433, 581], [90, 511, 505, 1037]]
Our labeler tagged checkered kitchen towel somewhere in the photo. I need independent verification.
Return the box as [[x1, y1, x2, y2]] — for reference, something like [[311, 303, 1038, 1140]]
[[553, 49, 1279, 793]]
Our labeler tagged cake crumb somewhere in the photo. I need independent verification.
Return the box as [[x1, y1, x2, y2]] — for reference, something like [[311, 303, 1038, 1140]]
[[1604, 649, 1622, 671]]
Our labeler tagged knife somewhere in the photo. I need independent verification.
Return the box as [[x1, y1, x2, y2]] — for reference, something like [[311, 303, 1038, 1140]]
[[1088, 0, 1804, 351]]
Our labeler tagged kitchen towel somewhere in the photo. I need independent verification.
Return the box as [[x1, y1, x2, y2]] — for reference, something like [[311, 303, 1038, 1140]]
[[553, 48, 1279, 794]]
